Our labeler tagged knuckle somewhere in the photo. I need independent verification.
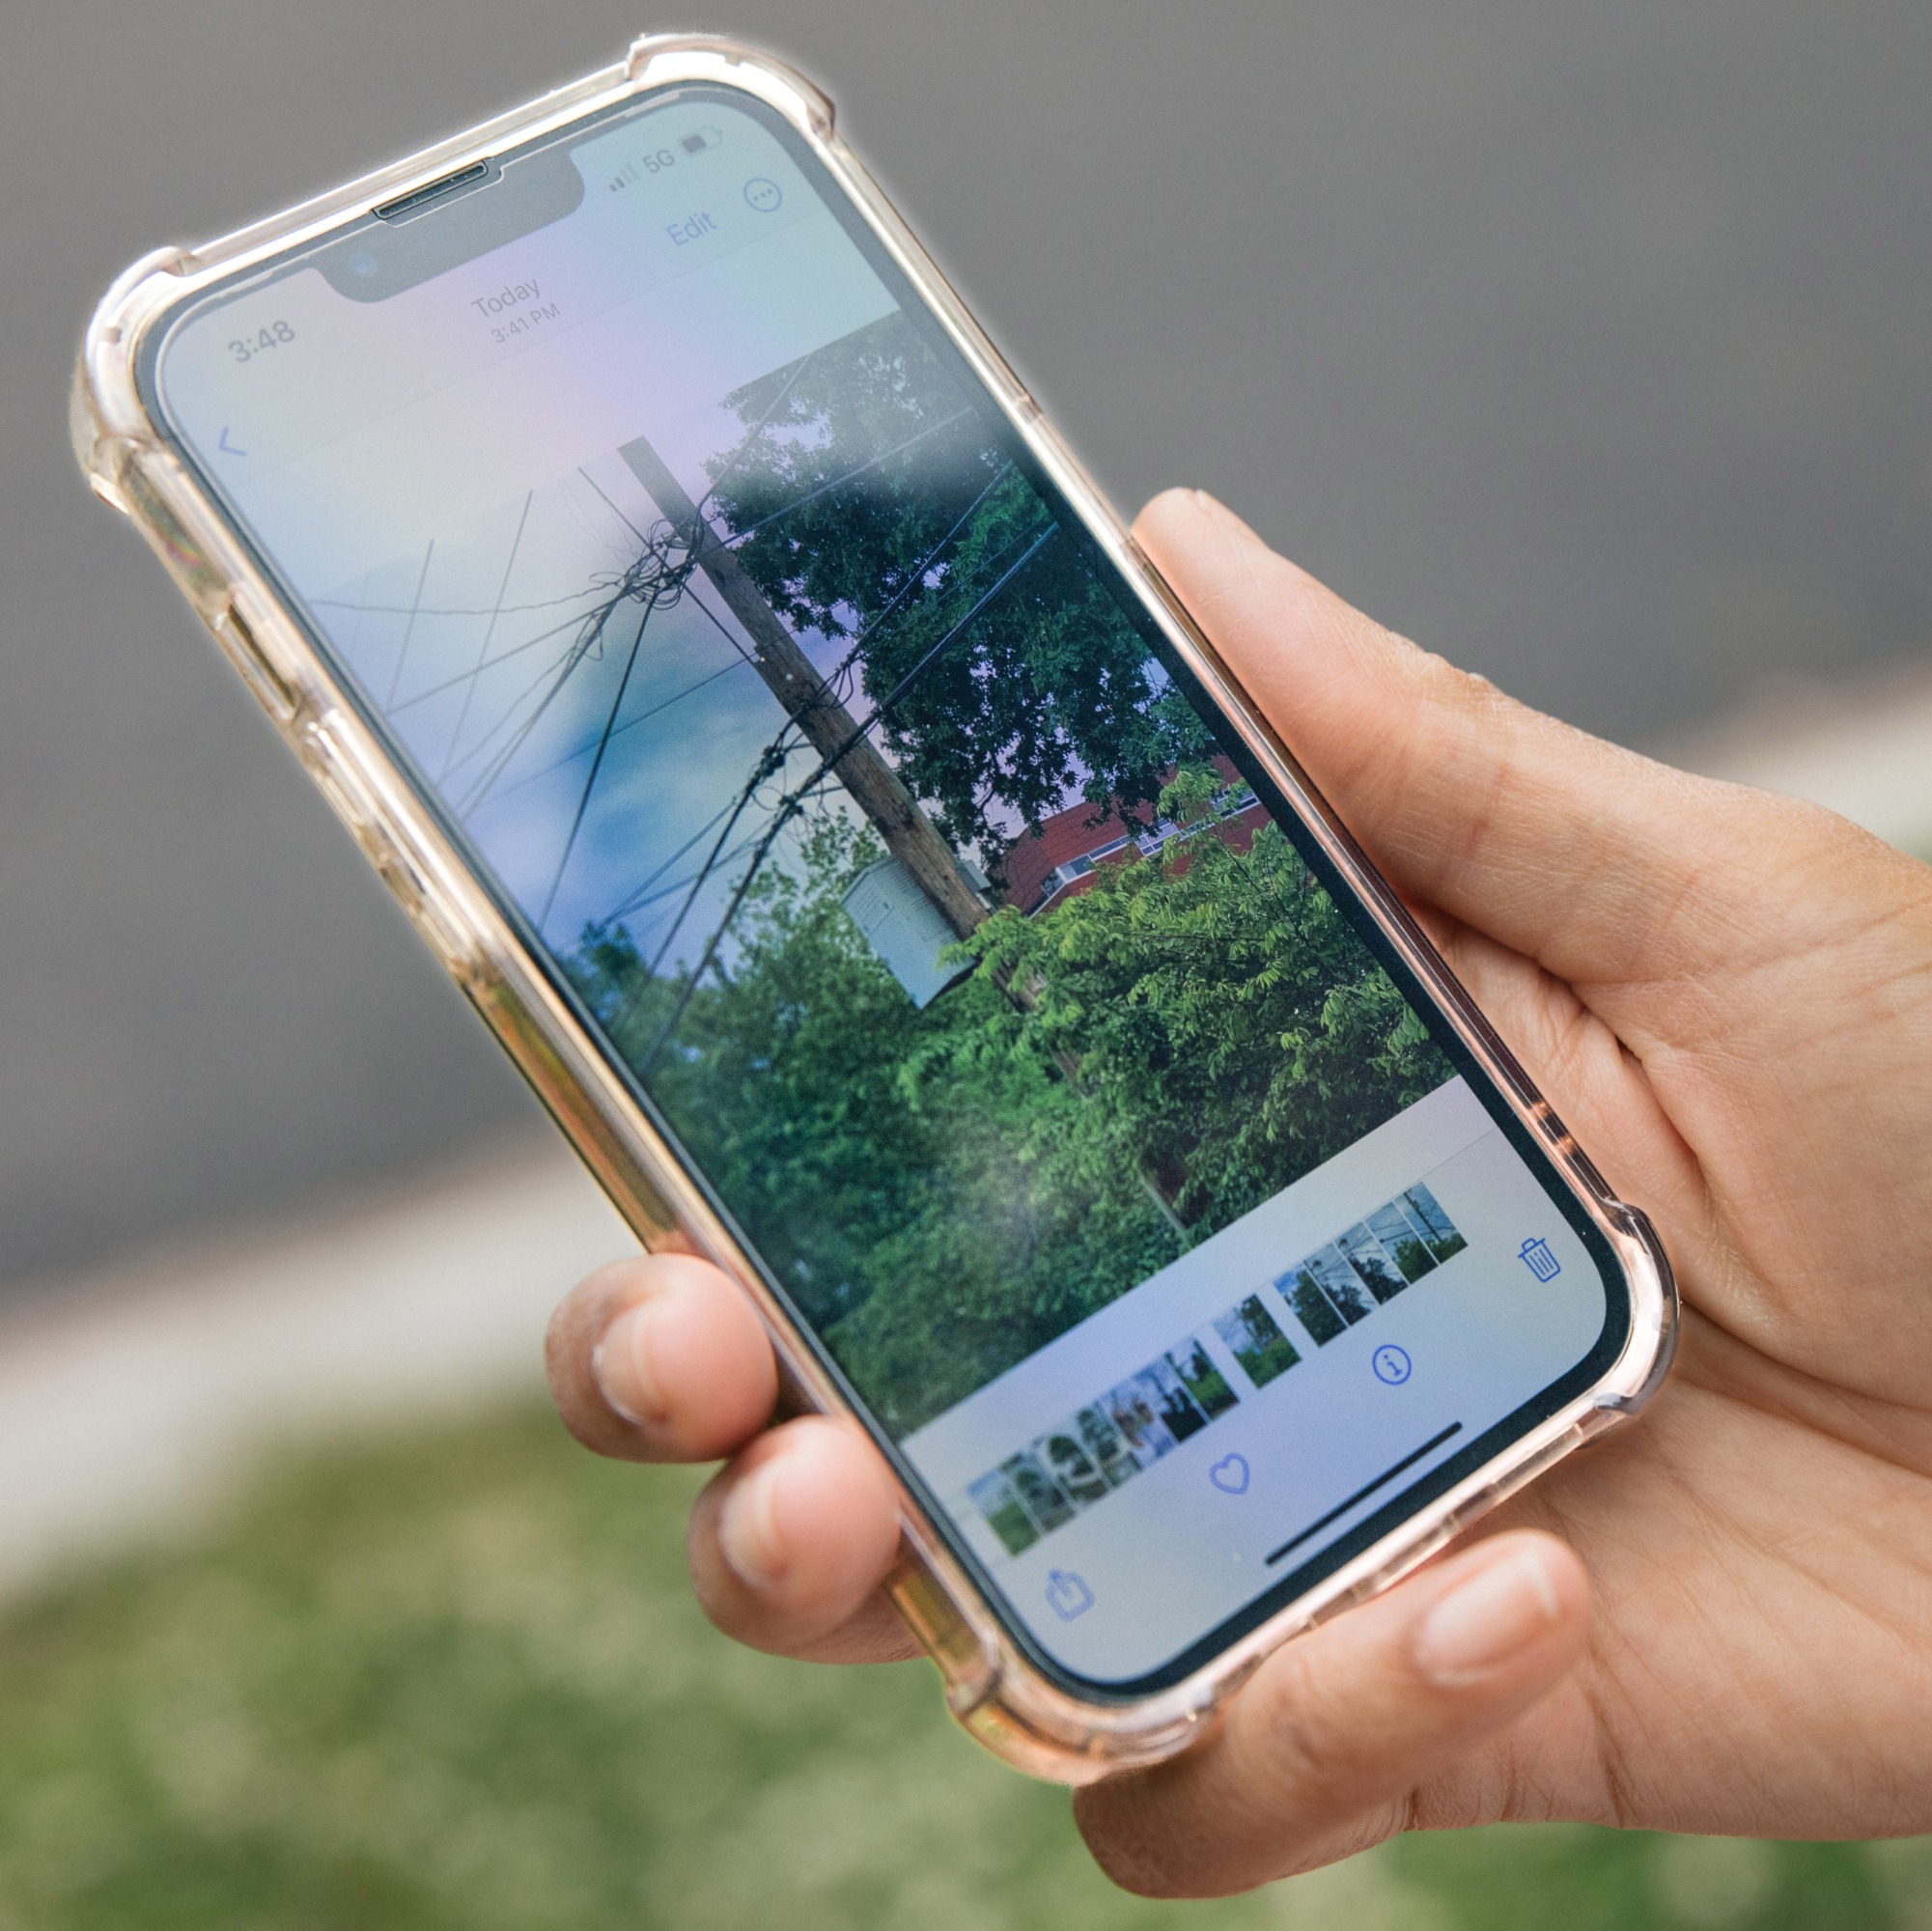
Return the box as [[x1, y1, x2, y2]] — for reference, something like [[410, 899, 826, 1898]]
[[1222, 1618, 1433, 1833], [1073, 1777, 1195, 1897], [1242, 1632, 1362, 1787]]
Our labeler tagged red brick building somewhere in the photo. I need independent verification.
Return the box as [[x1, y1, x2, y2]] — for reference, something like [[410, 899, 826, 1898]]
[[1000, 760, 1270, 916]]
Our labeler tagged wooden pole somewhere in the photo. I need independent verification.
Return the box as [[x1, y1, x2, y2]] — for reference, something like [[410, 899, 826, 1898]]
[[620, 435, 1187, 1241], [618, 434, 988, 940]]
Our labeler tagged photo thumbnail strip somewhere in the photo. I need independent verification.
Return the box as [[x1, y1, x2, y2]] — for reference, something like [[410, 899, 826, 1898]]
[[968, 1178, 1471, 1557], [1273, 1183, 1468, 1350]]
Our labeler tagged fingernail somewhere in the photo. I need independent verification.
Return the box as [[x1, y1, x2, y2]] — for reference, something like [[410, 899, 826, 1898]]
[[1414, 1547, 1563, 1685], [716, 1461, 787, 1590], [592, 1302, 664, 1428]]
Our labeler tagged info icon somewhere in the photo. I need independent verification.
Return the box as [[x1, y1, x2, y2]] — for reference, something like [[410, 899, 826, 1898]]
[[1371, 1344, 1413, 1385]]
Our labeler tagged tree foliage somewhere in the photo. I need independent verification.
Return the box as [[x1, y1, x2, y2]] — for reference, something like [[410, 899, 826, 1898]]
[[965, 771, 1449, 1233], [571, 315, 1460, 1432], [706, 314, 1197, 860], [568, 787, 1451, 1434]]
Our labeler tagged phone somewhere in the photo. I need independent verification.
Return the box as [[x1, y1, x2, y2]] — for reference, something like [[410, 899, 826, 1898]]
[[74, 35, 1673, 1780]]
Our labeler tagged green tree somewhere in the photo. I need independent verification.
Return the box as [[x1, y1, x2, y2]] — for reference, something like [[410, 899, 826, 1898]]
[[966, 770, 1452, 1231], [569, 820, 936, 1330], [567, 786, 1451, 1434], [567, 819, 1180, 1430], [706, 313, 1194, 860]]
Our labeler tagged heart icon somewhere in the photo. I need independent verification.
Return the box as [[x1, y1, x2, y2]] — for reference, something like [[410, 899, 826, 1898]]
[[1209, 1453, 1250, 1495]]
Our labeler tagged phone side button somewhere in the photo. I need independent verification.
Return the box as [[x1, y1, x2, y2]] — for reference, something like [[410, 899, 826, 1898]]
[[396, 868, 486, 984], [302, 716, 486, 980], [212, 603, 297, 721], [318, 781, 482, 981]]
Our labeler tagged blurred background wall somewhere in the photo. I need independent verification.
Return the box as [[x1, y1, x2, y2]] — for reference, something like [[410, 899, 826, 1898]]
[[3, 0, 1930, 1294]]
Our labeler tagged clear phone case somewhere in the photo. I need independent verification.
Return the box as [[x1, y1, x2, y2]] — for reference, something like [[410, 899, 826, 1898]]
[[72, 33, 1676, 1783]]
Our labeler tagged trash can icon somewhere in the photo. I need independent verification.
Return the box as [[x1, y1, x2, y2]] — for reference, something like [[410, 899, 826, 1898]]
[[1519, 1237, 1561, 1282]]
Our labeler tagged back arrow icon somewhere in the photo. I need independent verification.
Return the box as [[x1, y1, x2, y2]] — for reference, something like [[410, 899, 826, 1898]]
[[218, 427, 246, 457]]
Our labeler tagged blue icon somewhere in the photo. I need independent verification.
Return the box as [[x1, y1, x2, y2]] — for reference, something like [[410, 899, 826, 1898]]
[[1209, 1453, 1250, 1495], [1372, 1344, 1413, 1385], [1519, 1237, 1561, 1282], [743, 176, 783, 212], [1045, 1570, 1094, 1621], [217, 427, 246, 458]]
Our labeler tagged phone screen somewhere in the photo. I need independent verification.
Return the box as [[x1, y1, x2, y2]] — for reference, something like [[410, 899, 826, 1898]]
[[147, 87, 1626, 1691]]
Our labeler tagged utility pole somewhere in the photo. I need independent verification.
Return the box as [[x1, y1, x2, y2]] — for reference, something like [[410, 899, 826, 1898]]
[[619, 434, 1190, 1245], [618, 434, 988, 940]]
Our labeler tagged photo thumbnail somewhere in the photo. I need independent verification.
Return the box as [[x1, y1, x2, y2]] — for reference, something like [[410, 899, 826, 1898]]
[[1213, 1296, 1302, 1388], [1272, 1178, 1472, 1351]]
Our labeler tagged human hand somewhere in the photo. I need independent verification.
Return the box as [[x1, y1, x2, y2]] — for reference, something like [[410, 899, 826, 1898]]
[[546, 488, 1932, 1894]]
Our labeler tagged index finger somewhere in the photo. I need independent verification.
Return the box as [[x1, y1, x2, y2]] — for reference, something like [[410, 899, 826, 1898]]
[[1134, 489, 1778, 994]]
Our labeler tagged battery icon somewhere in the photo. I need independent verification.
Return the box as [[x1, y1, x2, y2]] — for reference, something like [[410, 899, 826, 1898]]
[[681, 126, 723, 155]]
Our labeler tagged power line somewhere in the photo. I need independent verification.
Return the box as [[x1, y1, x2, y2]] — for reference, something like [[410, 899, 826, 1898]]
[[448, 494, 704, 816], [587, 492, 991, 942], [712, 406, 974, 552], [463, 657, 750, 815], [692, 345, 819, 516], [387, 602, 598, 716], [316, 583, 602, 621], [811, 463, 1011, 707], [613, 490, 1046, 1048], [536, 584, 664, 933], [599, 797, 741, 926], [606, 824, 774, 932], [641, 736, 796, 982], [385, 539, 435, 708], [458, 571, 764, 820], [447, 403, 985, 826], [438, 491, 532, 785], [444, 392, 832, 841], [634, 521, 1059, 1076]]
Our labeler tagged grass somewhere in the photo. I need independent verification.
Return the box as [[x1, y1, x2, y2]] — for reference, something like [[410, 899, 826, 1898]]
[[0, 1406, 1925, 1930]]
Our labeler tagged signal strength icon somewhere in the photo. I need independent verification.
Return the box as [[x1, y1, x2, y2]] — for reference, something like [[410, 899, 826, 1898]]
[[607, 126, 722, 193]]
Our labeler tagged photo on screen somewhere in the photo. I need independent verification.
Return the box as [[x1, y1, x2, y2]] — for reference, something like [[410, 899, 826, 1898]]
[[1213, 1295, 1302, 1387], [1335, 1221, 1409, 1305], [1403, 1185, 1469, 1263], [1075, 1405, 1140, 1489], [1106, 1380, 1180, 1468], [1135, 1359, 1209, 1443], [1305, 1245, 1375, 1326], [1000, 1450, 1078, 1533], [1366, 1201, 1438, 1283], [1168, 1338, 1240, 1419], [1033, 1428, 1110, 1508], [1278, 1266, 1349, 1347], [319, 290, 1456, 1444], [969, 1469, 1040, 1555]]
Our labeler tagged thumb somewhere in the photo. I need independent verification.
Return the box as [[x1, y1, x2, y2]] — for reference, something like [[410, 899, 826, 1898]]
[[1075, 1529, 1590, 1898], [1134, 488, 1786, 992]]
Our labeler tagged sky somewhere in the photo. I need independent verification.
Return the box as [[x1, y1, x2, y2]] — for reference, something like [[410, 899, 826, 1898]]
[[162, 93, 903, 966]]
